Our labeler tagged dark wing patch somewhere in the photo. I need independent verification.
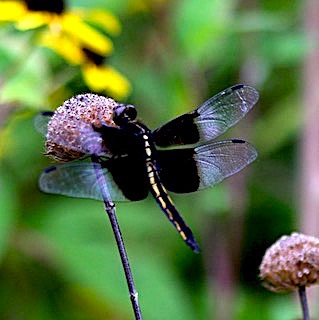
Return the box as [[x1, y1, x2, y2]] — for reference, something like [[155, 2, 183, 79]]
[[103, 155, 149, 201], [153, 84, 259, 147], [157, 149, 200, 193], [157, 139, 257, 193], [152, 113, 200, 147]]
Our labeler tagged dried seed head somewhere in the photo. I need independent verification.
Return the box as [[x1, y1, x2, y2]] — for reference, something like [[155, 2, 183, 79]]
[[45, 93, 117, 162], [259, 232, 319, 293]]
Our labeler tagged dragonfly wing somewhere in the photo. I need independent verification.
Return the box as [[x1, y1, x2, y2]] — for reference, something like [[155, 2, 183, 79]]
[[34, 111, 54, 136], [194, 139, 257, 190], [195, 85, 258, 142], [157, 139, 257, 193], [153, 85, 259, 147], [39, 162, 130, 201]]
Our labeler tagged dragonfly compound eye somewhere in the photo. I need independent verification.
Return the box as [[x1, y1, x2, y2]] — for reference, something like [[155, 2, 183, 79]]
[[113, 104, 137, 126]]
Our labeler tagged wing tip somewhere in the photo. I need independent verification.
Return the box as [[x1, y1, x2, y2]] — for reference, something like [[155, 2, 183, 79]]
[[231, 83, 245, 90], [231, 83, 260, 104], [245, 141, 258, 162], [233, 139, 258, 163]]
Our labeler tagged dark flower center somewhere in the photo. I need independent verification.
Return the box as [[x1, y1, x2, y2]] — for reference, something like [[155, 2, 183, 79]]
[[24, 0, 65, 14], [82, 48, 106, 66]]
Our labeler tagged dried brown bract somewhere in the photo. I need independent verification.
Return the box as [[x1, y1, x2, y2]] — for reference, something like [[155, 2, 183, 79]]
[[259, 232, 319, 292], [45, 93, 117, 162]]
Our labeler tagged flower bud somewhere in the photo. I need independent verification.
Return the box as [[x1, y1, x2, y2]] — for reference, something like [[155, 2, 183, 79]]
[[45, 93, 117, 162], [259, 232, 319, 292]]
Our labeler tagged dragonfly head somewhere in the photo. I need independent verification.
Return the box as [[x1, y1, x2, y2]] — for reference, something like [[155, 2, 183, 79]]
[[113, 103, 137, 126]]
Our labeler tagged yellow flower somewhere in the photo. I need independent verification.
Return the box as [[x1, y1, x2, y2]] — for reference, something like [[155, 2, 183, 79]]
[[0, 0, 118, 59], [82, 63, 131, 100], [40, 32, 131, 100], [0, 0, 131, 99], [0, 1, 26, 21], [0, 0, 65, 29], [40, 32, 85, 65]]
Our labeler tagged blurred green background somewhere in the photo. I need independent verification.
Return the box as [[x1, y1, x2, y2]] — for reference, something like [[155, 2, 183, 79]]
[[0, 0, 317, 319]]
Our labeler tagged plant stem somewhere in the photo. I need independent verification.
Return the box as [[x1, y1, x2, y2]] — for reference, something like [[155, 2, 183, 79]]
[[298, 286, 310, 320], [91, 156, 143, 320]]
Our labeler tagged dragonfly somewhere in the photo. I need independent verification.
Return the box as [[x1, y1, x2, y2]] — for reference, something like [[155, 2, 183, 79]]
[[37, 84, 259, 252]]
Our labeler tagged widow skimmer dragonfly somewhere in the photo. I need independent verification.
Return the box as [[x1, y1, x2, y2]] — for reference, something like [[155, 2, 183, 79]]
[[37, 84, 259, 252]]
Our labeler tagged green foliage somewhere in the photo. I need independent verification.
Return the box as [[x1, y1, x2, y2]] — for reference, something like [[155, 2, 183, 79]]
[[0, 168, 17, 261], [173, 0, 237, 63], [0, 32, 50, 108]]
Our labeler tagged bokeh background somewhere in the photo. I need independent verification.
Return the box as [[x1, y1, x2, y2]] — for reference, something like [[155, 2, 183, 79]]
[[0, 0, 318, 319]]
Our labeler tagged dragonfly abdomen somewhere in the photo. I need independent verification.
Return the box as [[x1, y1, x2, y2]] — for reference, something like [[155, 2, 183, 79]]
[[146, 161, 200, 252]]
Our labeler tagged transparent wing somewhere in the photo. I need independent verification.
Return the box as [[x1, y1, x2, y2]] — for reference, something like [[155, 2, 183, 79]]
[[39, 162, 130, 201], [195, 84, 259, 142], [34, 111, 54, 136], [153, 84, 259, 147], [194, 139, 257, 190]]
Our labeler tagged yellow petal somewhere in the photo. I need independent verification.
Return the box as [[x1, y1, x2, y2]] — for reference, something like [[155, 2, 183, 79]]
[[39, 32, 85, 64], [82, 64, 131, 99], [61, 13, 113, 56], [83, 9, 121, 36], [16, 12, 52, 30], [0, 1, 26, 21]]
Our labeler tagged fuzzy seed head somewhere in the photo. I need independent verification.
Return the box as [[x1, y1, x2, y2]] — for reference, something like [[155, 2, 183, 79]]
[[259, 232, 319, 292], [45, 93, 117, 162]]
